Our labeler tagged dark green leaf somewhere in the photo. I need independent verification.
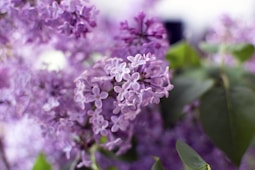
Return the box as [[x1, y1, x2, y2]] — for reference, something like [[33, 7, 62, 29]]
[[176, 140, 211, 170], [199, 42, 220, 53], [200, 84, 255, 165], [166, 41, 200, 69], [227, 43, 255, 62], [151, 157, 165, 170], [205, 66, 246, 86], [33, 153, 52, 170], [160, 68, 214, 127]]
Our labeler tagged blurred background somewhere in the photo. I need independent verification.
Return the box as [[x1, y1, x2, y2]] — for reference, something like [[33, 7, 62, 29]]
[[93, 0, 255, 43]]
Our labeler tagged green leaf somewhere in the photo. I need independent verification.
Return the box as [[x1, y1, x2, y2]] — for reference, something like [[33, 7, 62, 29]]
[[166, 41, 201, 69], [227, 43, 255, 62], [160, 68, 214, 126], [200, 84, 255, 165], [176, 140, 211, 170], [199, 42, 220, 53], [33, 153, 52, 170], [151, 157, 165, 170]]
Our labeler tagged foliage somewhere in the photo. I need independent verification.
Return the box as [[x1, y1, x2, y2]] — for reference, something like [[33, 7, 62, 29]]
[[166, 41, 201, 69], [33, 153, 52, 170], [151, 157, 165, 170], [176, 140, 211, 170], [163, 40, 255, 166]]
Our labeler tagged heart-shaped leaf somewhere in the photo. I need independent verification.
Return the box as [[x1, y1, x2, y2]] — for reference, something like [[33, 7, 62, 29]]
[[227, 43, 255, 62], [166, 41, 201, 69]]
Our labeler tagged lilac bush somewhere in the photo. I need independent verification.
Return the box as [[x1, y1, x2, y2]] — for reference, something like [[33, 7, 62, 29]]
[[0, 0, 174, 169], [1, 0, 255, 170]]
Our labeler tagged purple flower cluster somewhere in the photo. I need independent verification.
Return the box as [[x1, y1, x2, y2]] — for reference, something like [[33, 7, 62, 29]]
[[0, 54, 168, 169], [0, 61, 32, 121], [74, 53, 173, 159], [0, 0, 174, 169], [0, 0, 100, 73], [111, 12, 169, 59], [2, 0, 98, 43]]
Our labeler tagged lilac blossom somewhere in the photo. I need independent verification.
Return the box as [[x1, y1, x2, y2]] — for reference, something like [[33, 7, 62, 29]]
[[0, 0, 173, 169], [123, 72, 140, 90], [111, 115, 129, 132], [74, 53, 173, 161], [8, 0, 98, 43], [91, 114, 109, 136], [110, 62, 130, 82], [127, 54, 147, 68], [0, 62, 32, 121], [0, 0, 99, 72], [85, 86, 108, 108], [111, 12, 169, 59]]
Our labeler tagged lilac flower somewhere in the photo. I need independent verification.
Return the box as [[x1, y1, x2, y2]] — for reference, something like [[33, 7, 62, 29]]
[[74, 91, 86, 110], [114, 85, 128, 101], [0, 63, 32, 121], [123, 72, 140, 90], [127, 54, 146, 68], [111, 115, 129, 132], [103, 138, 122, 151], [91, 115, 109, 136], [89, 111, 100, 123], [122, 105, 141, 120], [110, 62, 130, 82], [85, 86, 108, 108], [104, 58, 123, 74]]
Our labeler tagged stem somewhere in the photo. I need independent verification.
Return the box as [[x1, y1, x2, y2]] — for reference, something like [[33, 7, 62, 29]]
[[219, 44, 227, 72], [90, 145, 101, 170]]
